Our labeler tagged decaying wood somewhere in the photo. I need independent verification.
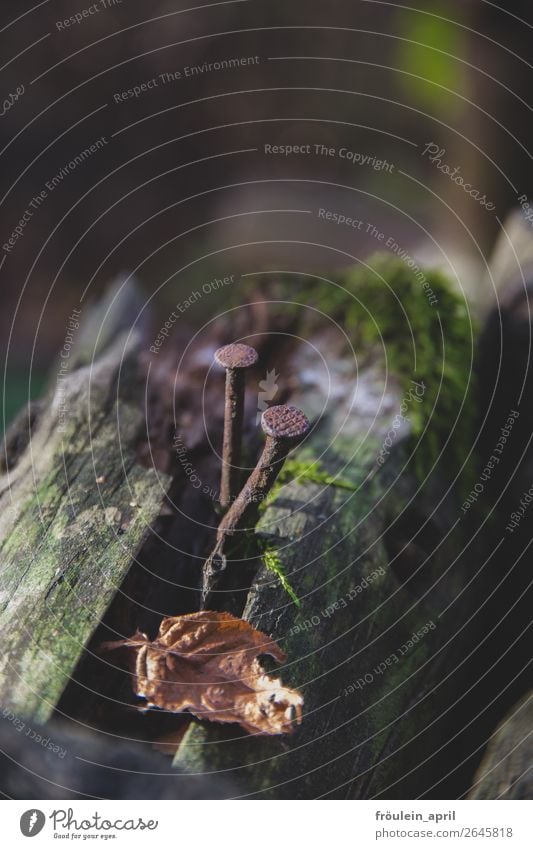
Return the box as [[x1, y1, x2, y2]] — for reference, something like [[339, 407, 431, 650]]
[[1, 266, 523, 799], [469, 692, 532, 800], [467, 213, 533, 801], [174, 332, 474, 798], [0, 286, 171, 724]]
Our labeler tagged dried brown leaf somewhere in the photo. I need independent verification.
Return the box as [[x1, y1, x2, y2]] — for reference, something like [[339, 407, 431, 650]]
[[104, 611, 303, 736]]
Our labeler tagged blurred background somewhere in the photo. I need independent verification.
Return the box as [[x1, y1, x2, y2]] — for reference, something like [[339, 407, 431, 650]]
[[2, 0, 533, 429]]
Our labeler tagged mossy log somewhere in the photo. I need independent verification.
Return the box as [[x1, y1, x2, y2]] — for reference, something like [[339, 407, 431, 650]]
[[0, 288, 171, 724], [175, 330, 474, 799], [0, 263, 480, 798], [469, 692, 532, 800]]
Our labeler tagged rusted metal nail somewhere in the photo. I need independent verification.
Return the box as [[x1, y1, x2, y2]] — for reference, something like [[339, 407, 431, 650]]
[[216, 403, 310, 540], [215, 342, 258, 508], [202, 404, 310, 606]]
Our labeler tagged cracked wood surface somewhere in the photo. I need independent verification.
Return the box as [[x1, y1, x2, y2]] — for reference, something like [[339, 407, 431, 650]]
[[0, 284, 484, 797], [175, 339, 471, 798], [0, 329, 170, 724]]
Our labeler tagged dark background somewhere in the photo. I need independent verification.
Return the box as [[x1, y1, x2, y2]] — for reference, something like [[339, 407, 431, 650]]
[[2, 0, 533, 427]]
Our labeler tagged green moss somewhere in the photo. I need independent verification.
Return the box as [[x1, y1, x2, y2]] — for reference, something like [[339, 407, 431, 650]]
[[257, 457, 359, 521], [258, 540, 301, 608], [279, 458, 358, 491], [271, 255, 476, 484]]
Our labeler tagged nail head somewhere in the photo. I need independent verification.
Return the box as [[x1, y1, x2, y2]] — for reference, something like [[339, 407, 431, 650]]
[[215, 343, 258, 370], [261, 405, 310, 440]]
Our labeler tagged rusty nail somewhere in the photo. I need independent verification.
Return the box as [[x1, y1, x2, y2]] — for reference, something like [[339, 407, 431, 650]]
[[216, 404, 310, 540], [202, 404, 309, 607], [215, 342, 258, 508]]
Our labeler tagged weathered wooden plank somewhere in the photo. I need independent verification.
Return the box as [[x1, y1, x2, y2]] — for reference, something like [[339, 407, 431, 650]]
[[175, 329, 471, 798], [0, 328, 171, 724], [0, 259, 479, 797], [469, 692, 532, 800]]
